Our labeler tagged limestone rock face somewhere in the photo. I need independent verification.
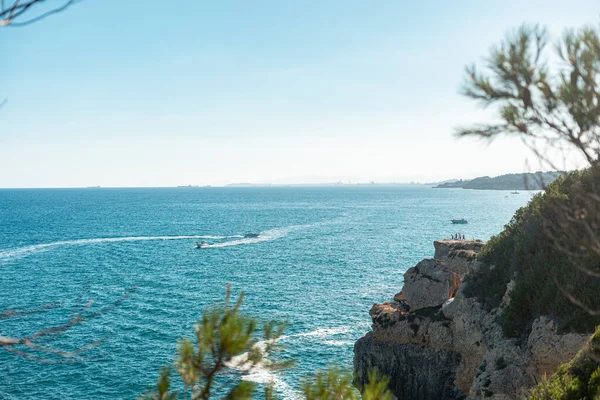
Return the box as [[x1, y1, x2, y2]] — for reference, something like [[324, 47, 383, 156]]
[[526, 316, 588, 378], [441, 290, 487, 394], [354, 240, 590, 400], [369, 302, 454, 349], [354, 333, 465, 400], [402, 259, 459, 310], [434, 240, 484, 276]]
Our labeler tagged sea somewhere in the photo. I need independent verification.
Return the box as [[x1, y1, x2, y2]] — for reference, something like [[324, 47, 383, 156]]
[[0, 186, 532, 399]]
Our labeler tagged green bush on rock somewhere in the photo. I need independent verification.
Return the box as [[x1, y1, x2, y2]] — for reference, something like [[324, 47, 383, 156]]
[[529, 327, 600, 399], [463, 170, 600, 337]]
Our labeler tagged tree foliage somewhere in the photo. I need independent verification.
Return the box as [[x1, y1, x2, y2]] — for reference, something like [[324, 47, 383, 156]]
[[140, 287, 392, 400], [139, 286, 290, 400], [458, 23, 600, 168], [460, 21, 600, 338]]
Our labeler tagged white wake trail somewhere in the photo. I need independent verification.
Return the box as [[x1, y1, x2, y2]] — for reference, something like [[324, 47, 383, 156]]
[[201, 219, 338, 249], [0, 218, 341, 260], [201, 227, 292, 248], [0, 235, 233, 261]]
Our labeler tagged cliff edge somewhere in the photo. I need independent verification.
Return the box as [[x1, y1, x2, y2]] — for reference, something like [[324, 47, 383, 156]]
[[354, 240, 588, 400]]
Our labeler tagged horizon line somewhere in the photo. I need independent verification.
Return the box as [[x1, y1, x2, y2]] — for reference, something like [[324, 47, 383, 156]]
[[0, 182, 431, 190], [0, 169, 566, 190]]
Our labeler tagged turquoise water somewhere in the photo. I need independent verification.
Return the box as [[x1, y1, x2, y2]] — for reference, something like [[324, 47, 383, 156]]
[[0, 186, 531, 399]]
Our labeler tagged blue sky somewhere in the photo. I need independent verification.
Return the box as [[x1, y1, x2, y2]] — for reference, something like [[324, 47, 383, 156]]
[[1, 0, 598, 187]]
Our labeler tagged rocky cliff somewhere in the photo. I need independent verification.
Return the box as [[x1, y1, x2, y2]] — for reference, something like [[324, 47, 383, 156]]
[[354, 240, 589, 400]]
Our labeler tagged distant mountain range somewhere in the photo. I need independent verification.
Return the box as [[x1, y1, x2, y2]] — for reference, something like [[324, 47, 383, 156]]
[[433, 171, 563, 190]]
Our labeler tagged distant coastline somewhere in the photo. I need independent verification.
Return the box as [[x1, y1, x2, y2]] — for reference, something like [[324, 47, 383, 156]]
[[223, 181, 414, 188], [1, 173, 566, 190], [433, 171, 563, 190]]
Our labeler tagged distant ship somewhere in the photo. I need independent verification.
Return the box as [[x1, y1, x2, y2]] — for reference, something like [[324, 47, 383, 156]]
[[511, 191, 519, 194], [243, 232, 260, 238], [451, 218, 468, 224]]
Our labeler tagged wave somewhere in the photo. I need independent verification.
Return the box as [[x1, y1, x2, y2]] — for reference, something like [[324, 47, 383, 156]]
[[322, 340, 354, 346], [282, 326, 351, 340], [0, 235, 235, 262], [225, 326, 351, 400], [225, 339, 298, 399]]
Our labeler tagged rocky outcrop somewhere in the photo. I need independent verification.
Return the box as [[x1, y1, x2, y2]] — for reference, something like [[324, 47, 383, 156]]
[[433, 240, 485, 278], [401, 259, 461, 311], [526, 316, 591, 378], [354, 240, 588, 400]]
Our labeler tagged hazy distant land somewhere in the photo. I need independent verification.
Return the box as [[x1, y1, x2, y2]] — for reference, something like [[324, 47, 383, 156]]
[[433, 171, 563, 190]]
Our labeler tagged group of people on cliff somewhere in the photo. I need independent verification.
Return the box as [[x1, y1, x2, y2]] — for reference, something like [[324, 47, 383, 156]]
[[451, 233, 466, 240]]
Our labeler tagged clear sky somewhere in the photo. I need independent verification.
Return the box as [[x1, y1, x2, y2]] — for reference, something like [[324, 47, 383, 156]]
[[1, 0, 598, 187]]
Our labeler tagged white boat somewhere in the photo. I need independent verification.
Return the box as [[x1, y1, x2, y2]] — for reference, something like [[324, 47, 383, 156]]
[[244, 232, 260, 238], [195, 240, 209, 249]]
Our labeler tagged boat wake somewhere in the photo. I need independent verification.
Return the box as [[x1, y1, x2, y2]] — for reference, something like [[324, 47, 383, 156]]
[[0, 235, 236, 262], [201, 218, 341, 249], [0, 218, 340, 262], [200, 227, 293, 248]]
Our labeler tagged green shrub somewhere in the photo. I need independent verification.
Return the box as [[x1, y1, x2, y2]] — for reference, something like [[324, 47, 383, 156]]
[[529, 327, 600, 399], [464, 170, 600, 337]]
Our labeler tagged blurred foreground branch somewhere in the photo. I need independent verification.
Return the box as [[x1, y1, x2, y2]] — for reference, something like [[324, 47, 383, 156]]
[[141, 286, 392, 400], [0, 0, 81, 27], [0, 286, 136, 363]]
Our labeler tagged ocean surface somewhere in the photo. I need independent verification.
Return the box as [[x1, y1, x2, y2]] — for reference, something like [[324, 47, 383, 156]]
[[0, 186, 532, 399]]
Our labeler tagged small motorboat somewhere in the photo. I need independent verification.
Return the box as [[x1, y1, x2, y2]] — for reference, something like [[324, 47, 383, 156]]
[[195, 240, 209, 249], [243, 232, 260, 238], [451, 218, 468, 224], [511, 191, 519, 194]]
